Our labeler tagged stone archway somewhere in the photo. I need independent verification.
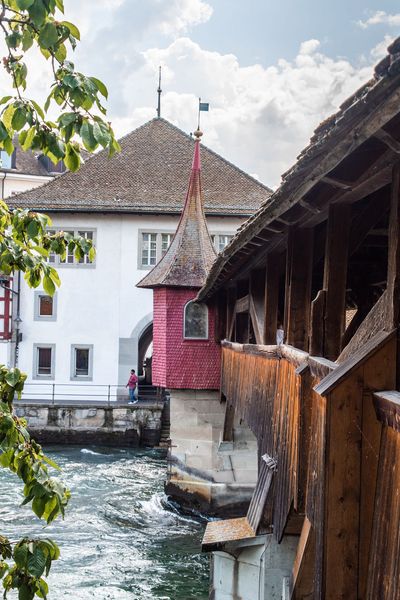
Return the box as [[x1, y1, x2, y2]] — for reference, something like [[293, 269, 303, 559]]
[[137, 321, 153, 381], [118, 312, 153, 386]]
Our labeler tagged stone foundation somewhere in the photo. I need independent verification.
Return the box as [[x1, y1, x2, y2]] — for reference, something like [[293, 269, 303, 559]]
[[14, 403, 163, 447], [166, 389, 258, 516]]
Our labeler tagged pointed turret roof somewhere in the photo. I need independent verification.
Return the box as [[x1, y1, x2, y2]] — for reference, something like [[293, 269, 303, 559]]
[[137, 132, 216, 289]]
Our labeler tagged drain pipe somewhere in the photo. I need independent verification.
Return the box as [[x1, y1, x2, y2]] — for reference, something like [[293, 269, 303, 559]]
[[14, 271, 22, 367]]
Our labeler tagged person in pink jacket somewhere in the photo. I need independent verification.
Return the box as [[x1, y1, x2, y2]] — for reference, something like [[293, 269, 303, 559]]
[[126, 369, 139, 404]]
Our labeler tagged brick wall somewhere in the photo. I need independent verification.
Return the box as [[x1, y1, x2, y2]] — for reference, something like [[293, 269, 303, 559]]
[[152, 287, 221, 389]]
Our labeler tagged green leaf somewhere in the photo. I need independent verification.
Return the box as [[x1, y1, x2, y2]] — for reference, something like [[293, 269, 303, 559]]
[[18, 582, 34, 600], [38, 22, 59, 49], [32, 495, 46, 518], [0, 96, 12, 106], [11, 108, 27, 131], [5, 368, 21, 387], [88, 246, 96, 262], [31, 100, 45, 120], [28, 0, 47, 27], [21, 29, 33, 52], [64, 143, 80, 171], [89, 76, 108, 99], [21, 126, 36, 151], [42, 454, 61, 470], [42, 275, 55, 296], [80, 121, 97, 152], [2, 104, 16, 130], [55, 42, 67, 63], [27, 220, 40, 239], [14, 543, 28, 568], [17, 0, 35, 8], [27, 547, 46, 577], [60, 21, 80, 40], [36, 578, 49, 599]]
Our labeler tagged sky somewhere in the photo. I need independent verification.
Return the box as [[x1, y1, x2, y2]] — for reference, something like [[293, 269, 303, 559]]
[[2, 0, 400, 188]]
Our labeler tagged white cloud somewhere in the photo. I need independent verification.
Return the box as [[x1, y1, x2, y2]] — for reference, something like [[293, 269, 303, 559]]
[[0, 1, 384, 190], [126, 37, 372, 187], [357, 11, 400, 29]]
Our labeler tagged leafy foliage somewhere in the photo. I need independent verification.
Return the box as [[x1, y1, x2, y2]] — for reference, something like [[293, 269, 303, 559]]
[[0, 199, 95, 291], [0, 0, 120, 169], [0, 367, 68, 598]]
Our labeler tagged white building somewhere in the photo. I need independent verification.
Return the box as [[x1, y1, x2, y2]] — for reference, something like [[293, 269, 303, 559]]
[[2, 118, 270, 401]]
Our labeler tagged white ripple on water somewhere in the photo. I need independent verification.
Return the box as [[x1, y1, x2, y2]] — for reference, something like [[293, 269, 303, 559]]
[[0, 446, 208, 600]]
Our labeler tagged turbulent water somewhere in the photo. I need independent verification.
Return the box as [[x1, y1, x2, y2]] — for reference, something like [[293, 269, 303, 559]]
[[0, 446, 209, 599]]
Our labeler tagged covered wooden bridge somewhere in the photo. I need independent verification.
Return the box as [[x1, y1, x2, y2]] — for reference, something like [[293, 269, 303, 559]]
[[199, 38, 400, 599]]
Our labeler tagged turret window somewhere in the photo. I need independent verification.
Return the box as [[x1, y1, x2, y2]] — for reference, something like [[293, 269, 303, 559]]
[[184, 301, 208, 339]]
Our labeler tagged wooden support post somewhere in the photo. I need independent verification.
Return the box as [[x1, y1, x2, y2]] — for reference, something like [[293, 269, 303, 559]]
[[226, 286, 236, 341], [222, 399, 235, 442], [387, 164, 400, 328], [264, 253, 281, 344], [249, 268, 266, 345], [323, 203, 351, 360], [387, 164, 400, 387], [285, 227, 314, 351], [310, 290, 326, 356]]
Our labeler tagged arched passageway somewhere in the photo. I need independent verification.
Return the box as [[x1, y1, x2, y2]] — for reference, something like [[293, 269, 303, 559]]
[[138, 322, 153, 383]]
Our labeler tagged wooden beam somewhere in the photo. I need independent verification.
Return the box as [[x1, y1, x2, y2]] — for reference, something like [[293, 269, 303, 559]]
[[323, 203, 351, 360], [285, 227, 314, 351], [387, 163, 400, 387], [387, 163, 400, 328], [322, 175, 352, 190], [234, 295, 250, 314], [374, 128, 400, 154], [309, 289, 326, 356], [249, 269, 266, 345], [264, 252, 281, 344], [226, 286, 236, 341], [290, 518, 315, 599]]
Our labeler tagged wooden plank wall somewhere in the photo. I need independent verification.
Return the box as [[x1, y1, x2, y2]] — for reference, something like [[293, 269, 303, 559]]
[[220, 345, 279, 448], [272, 358, 302, 541]]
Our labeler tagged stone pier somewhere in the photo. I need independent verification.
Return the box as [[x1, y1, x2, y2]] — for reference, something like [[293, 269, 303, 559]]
[[165, 389, 258, 517], [15, 402, 164, 447]]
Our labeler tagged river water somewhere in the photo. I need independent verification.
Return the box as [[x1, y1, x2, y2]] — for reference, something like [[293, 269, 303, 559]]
[[0, 446, 209, 599]]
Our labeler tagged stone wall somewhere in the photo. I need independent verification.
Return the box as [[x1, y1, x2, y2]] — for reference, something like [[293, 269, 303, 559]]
[[15, 402, 163, 447], [165, 389, 258, 516]]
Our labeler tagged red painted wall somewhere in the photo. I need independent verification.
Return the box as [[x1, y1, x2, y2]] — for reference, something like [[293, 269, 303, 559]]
[[152, 287, 221, 389]]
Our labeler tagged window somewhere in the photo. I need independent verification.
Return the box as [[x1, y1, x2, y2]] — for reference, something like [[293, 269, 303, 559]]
[[34, 292, 57, 321], [141, 233, 157, 266], [161, 233, 173, 256], [210, 233, 233, 253], [184, 301, 208, 339], [71, 345, 93, 380], [78, 231, 94, 264], [33, 344, 55, 379], [46, 228, 96, 267], [139, 231, 174, 268], [0, 150, 12, 170]]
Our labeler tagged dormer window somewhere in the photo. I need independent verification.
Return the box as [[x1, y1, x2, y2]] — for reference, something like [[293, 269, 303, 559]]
[[0, 150, 12, 170], [184, 301, 208, 339], [39, 155, 66, 174]]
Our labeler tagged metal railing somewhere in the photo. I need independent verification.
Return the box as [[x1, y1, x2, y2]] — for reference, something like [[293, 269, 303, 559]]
[[19, 382, 130, 406]]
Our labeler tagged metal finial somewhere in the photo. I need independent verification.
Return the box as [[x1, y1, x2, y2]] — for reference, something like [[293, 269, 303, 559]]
[[157, 66, 162, 118], [194, 128, 203, 140]]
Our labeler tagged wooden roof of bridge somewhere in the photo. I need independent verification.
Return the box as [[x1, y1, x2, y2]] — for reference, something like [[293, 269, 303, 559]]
[[198, 37, 400, 300]]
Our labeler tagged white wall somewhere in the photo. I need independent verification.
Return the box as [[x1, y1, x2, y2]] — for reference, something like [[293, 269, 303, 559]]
[[10, 212, 243, 400], [2, 173, 53, 199]]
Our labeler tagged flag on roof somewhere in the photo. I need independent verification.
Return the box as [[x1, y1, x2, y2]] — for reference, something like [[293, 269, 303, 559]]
[[199, 102, 209, 111]]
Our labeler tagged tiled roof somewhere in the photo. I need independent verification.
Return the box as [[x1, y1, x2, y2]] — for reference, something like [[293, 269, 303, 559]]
[[1, 140, 51, 177], [8, 118, 271, 216], [137, 137, 216, 289]]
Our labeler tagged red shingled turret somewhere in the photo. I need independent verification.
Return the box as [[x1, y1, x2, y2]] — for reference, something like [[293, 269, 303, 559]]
[[137, 130, 221, 389]]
